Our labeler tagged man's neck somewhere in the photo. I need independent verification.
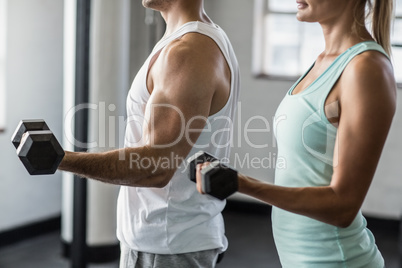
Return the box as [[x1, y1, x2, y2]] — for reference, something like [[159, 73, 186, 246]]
[[160, 2, 212, 36]]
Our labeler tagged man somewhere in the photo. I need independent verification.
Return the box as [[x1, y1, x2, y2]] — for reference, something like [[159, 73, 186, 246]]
[[59, 0, 240, 267]]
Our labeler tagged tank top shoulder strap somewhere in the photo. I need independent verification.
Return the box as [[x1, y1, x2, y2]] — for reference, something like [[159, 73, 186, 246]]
[[312, 41, 388, 96], [152, 22, 221, 53], [302, 41, 388, 123], [154, 21, 233, 65], [156, 21, 238, 116], [143, 21, 238, 120]]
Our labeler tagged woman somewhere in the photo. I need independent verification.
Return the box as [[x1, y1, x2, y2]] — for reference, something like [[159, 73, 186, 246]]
[[197, 0, 396, 267]]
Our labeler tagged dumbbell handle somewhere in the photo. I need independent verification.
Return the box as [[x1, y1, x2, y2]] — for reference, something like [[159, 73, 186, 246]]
[[11, 119, 49, 149], [187, 151, 218, 182], [187, 151, 238, 200]]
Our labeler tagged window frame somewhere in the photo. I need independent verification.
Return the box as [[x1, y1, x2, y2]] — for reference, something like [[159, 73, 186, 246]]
[[0, 0, 7, 133], [392, 14, 402, 88], [252, 0, 301, 81], [253, 0, 402, 89]]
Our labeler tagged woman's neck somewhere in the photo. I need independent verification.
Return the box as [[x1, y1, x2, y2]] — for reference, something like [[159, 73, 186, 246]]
[[319, 14, 373, 57]]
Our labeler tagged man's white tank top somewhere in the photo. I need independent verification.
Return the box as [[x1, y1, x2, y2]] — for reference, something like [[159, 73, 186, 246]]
[[117, 21, 240, 254]]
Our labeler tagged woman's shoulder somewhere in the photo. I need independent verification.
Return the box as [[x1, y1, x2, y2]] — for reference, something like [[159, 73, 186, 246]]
[[346, 49, 393, 80], [337, 48, 396, 121], [340, 49, 396, 95]]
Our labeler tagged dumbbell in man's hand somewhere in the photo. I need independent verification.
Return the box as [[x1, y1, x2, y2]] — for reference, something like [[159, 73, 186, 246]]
[[187, 151, 238, 200], [11, 120, 65, 175]]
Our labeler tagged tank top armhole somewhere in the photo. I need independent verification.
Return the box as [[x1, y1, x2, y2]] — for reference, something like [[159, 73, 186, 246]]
[[319, 42, 389, 126], [162, 22, 239, 120], [140, 21, 239, 122]]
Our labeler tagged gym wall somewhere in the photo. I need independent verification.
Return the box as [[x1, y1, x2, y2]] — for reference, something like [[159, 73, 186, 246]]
[[0, 0, 64, 232]]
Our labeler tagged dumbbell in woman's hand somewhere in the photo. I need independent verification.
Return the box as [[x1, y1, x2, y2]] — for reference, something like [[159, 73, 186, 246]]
[[187, 151, 238, 200], [11, 120, 65, 175]]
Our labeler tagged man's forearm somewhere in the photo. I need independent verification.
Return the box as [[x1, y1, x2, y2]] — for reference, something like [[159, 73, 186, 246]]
[[58, 147, 176, 188]]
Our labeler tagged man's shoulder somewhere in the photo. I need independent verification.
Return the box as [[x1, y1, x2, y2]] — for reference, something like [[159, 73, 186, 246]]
[[150, 31, 226, 87], [163, 32, 223, 63]]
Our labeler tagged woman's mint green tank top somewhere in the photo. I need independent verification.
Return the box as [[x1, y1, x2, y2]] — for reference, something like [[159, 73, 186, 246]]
[[273, 41, 387, 268]]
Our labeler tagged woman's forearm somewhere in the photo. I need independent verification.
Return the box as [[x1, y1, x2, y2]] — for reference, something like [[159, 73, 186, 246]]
[[238, 174, 358, 228]]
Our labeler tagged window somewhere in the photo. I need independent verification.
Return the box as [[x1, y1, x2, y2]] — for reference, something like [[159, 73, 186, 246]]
[[392, 0, 402, 86], [253, 0, 402, 87], [0, 0, 7, 132]]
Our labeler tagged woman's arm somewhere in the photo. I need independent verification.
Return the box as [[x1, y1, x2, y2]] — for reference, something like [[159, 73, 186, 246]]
[[204, 51, 397, 228]]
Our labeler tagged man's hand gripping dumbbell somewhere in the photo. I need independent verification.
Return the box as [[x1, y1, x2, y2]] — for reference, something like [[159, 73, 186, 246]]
[[11, 119, 65, 175], [187, 151, 238, 200]]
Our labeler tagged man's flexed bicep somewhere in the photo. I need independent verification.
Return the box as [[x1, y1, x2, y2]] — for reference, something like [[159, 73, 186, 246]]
[[143, 33, 231, 170], [58, 33, 231, 187]]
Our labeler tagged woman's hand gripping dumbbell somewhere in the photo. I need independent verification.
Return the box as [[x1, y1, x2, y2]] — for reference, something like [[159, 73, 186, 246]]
[[187, 151, 238, 200], [11, 119, 65, 175]]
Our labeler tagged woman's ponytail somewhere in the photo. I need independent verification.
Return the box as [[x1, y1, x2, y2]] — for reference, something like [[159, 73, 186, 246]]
[[353, 0, 393, 56], [371, 0, 393, 55]]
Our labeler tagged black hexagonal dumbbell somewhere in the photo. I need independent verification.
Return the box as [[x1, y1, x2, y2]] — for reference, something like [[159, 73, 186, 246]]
[[188, 151, 219, 183], [187, 151, 238, 200], [11, 119, 50, 149], [11, 120, 65, 175]]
